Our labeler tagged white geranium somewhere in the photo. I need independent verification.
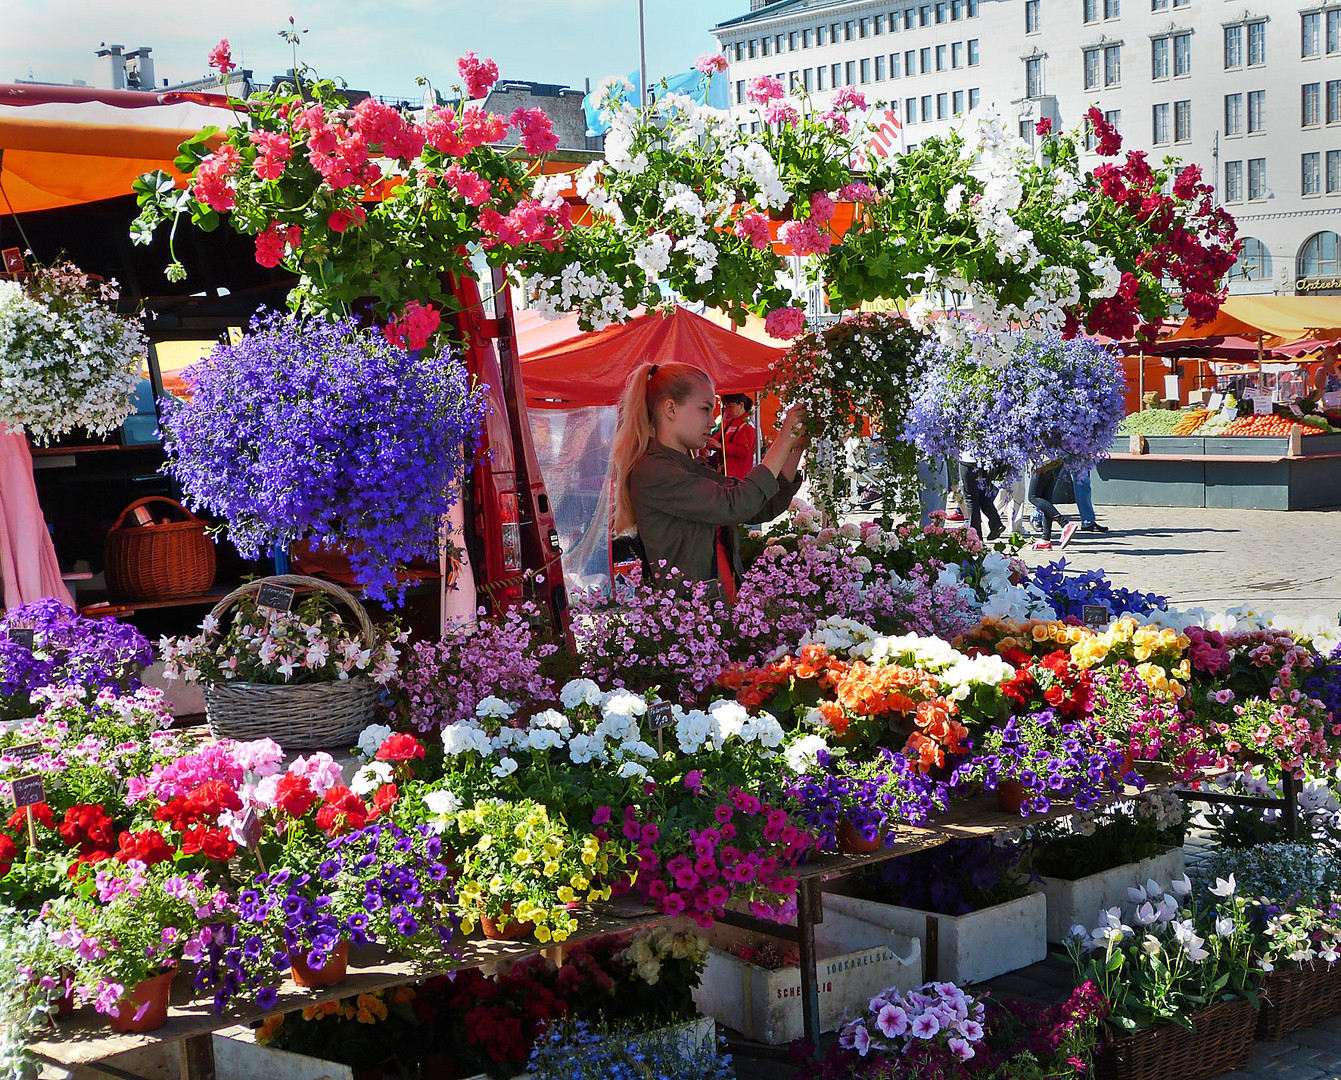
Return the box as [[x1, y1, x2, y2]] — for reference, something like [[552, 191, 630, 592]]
[[475, 696, 515, 719], [350, 760, 393, 795], [356, 723, 394, 759], [560, 679, 604, 710], [783, 733, 830, 774]]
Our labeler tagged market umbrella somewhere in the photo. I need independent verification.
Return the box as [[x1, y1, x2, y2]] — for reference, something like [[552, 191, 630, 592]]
[[1167, 296, 1341, 345]]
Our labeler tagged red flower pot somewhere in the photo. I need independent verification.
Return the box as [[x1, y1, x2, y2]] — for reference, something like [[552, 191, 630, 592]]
[[478, 905, 534, 941], [108, 970, 175, 1033], [289, 940, 350, 988], [996, 780, 1028, 815], [836, 816, 884, 854]]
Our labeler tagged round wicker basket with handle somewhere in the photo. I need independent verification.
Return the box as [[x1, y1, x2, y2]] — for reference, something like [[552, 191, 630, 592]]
[[202, 575, 379, 751], [104, 497, 217, 601]]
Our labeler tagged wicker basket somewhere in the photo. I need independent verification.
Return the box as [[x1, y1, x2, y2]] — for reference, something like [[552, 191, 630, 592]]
[[1257, 964, 1341, 1041], [104, 497, 217, 601], [203, 575, 378, 751], [1094, 998, 1257, 1080]]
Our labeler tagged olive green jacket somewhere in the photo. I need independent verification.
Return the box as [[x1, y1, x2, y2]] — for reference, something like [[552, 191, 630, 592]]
[[628, 442, 802, 583]]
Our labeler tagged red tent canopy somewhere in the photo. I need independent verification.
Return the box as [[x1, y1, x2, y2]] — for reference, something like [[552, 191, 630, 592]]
[[517, 305, 784, 408]]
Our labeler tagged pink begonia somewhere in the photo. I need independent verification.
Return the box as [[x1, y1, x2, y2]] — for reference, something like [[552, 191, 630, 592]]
[[778, 219, 832, 256], [831, 87, 868, 111], [764, 306, 807, 340], [457, 51, 500, 99], [808, 191, 837, 224], [695, 52, 729, 75], [746, 75, 786, 104], [764, 101, 801, 127], [733, 211, 773, 250], [838, 181, 878, 204]]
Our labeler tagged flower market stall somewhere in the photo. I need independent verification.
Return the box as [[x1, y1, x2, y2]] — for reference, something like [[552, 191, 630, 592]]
[[7, 36, 1341, 1080]]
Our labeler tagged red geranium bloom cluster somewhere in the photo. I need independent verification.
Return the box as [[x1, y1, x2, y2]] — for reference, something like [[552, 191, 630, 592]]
[[115, 828, 176, 866], [508, 107, 560, 156], [446, 957, 567, 1068], [382, 300, 442, 351], [375, 732, 426, 763], [154, 779, 242, 830], [477, 198, 572, 253], [314, 785, 370, 836], [1, 802, 55, 874], [274, 772, 319, 819], [58, 803, 116, 854], [458, 51, 500, 100], [1001, 648, 1094, 722]]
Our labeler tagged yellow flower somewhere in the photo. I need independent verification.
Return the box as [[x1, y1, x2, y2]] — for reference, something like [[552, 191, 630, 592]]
[[557, 886, 576, 903], [1031, 624, 1051, 642], [515, 848, 533, 866], [477, 833, 493, 852], [258, 1015, 285, 1043], [535, 923, 552, 943], [1133, 644, 1152, 662], [543, 860, 560, 877], [570, 873, 589, 891]]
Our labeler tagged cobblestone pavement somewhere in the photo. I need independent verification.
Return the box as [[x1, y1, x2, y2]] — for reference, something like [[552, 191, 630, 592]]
[[1013, 503, 1341, 623]]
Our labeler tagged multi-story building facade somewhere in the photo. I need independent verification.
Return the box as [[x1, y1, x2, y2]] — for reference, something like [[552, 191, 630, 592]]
[[713, 0, 1341, 297]]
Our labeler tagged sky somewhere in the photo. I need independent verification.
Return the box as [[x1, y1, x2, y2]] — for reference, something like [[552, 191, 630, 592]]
[[1, 0, 734, 102]]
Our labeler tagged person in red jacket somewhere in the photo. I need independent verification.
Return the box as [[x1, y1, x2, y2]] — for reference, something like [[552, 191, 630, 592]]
[[707, 394, 759, 479]]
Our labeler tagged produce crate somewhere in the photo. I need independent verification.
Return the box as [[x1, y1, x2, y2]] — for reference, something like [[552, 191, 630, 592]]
[[692, 911, 921, 1045]]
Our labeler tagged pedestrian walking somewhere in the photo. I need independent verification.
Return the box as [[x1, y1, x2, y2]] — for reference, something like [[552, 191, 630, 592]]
[[957, 456, 1003, 541], [1070, 466, 1107, 532], [1028, 460, 1075, 550]]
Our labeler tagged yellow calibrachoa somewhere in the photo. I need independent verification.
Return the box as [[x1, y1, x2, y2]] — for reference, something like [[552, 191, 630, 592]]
[[1070, 618, 1191, 700], [453, 798, 630, 944]]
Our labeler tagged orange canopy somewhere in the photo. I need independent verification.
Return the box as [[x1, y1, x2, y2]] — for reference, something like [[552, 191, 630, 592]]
[[0, 84, 235, 214], [517, 305, 784, 408]]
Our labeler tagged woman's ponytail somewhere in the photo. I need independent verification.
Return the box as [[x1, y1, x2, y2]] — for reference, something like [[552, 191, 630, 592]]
[[611, 362, 713, 536]]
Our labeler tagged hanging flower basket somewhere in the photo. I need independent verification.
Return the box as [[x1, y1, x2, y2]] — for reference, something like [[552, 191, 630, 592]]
[[202, 575, 379, 750], [1094, 998, 1257, 1080]]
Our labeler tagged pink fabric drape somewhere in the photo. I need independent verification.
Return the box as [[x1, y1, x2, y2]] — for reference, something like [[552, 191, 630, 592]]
[[0, 428, 75, 610]]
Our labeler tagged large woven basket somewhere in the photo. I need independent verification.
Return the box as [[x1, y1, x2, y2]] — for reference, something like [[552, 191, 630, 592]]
[[1257, 964, 1341, 1041], [1094, 998, 1257, 1080], [104, 497, 216, 601], [203, 575, 378, 751]]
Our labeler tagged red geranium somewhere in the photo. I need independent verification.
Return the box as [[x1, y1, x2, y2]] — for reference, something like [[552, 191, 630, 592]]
[[274, 773, 319, 819], [375, 733, 426, 763], [369, 784, 399, 818], [314, 786, 369, 836], [178, 826, 238, 861], [115, 828, 176, 866], [0, 833, 16, 876], [58, 804, 116, 855], [7, 801, 55, 834]]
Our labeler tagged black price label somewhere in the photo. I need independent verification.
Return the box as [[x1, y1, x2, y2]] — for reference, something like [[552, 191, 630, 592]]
[[1082, 605, 1110, 630], [647, 701, 675, 731], [8, 628, 34, 649], [10, 774, 44, 808], [256, 583, 296, 613], [7, 743, 44, 763]]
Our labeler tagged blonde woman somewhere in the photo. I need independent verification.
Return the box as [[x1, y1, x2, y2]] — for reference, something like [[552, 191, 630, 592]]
[[611, 363, 807, 597]]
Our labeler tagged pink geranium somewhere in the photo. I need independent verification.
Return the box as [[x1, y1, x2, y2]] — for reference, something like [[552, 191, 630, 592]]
[[733, 211, 772, 250], [831, 87, 867, 111], [764, 305, 807, 340], [764, 101, 800, 127], [746, 75, 786, 104], [458, 51, 500, 99], [695, 52, 729, 75], [207, 39, 234, 74], [508, 106, 560, 155]]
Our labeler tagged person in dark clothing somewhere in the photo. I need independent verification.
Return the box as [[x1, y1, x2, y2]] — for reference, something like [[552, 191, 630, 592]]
[[957, 457, 1003, 541], [1028, 460, 1075, 550]]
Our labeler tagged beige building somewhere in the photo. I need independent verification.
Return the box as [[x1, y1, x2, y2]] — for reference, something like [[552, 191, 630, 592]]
[[713, 0, 1341, 297]]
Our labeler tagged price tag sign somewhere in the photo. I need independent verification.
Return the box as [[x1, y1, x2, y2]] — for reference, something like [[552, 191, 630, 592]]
[[1251, 393, 1273, 415], [7, 743, 44, 763], [10, 774, 44, 809], [1287, 403, 1304, 418], [1324, 392, 1341, 409], [255, 583, 296, 613], [1082, 604, 1110, 630], [1206, 392, 1224, 412], [7, 628, 34, 650], [647, 701, 675, 731]]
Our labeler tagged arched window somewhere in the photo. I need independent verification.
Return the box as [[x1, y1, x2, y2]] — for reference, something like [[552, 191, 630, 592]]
[[1234, 237, 1272, 281], [1298, 231, 1341, 279]]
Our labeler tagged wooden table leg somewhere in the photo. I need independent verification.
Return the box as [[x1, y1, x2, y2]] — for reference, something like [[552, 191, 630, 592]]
[[797, 878, 823, 1056], [178, 1035, 216, 1080]]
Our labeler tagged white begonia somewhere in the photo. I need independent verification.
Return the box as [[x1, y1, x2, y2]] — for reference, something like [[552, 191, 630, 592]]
[[560, 679, 604, 710], [476, 696, 516, 719], [350, 760, 393, 795], [783, 734, 830, 774], [356, 723, 394, 759]]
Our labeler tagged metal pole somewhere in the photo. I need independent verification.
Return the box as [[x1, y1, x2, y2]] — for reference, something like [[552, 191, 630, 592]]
[[637, 0, 650, 108], [1283, 772, 1300, 842], [797, 878, 823, 1055]]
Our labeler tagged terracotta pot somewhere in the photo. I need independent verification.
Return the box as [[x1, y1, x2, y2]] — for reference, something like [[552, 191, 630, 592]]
[[478, 906, 534, 941], [108, 970, 175, 1034], [289, 940, 350, 988], [996, 779, 1028, 815], [836, 816, 884, 854]]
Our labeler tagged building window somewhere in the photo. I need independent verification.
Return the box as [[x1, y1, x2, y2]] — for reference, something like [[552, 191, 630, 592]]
[[936, 44, 947, 70], [968, 39, 980, 65], [1173, 33, 1191, 76], [1247, 22, 1266, 65], [906, 96, 917, 123], [906, 49, 916, 75], [1084, 49, 1101, 90], [1152, 38, 1169, 80], [969, 86, 981, 107], [953, 88, 965, 114], [1304, 83, 1321, 127], [789, 70, 800, 91], [1225, 160, 1244, 201], [1026, 57, 1044, 97], [1224, 25, 1242, 69], [860, 58, 871, 82], [1247, 90, 1265, 133], [788, 31, 798, 50], [1084, 0, 1099, 23], [1304, 152, 1322, 195], [1174, 99, 1191, 141], [952, 0, 963, 19], [936, 2, 948, 23], [1152, 102, 1170, 144], [1235, 238, 1272, 280], [1104, 44, 1121, 87], [1330, 9, 1341, 52], [845, 20, 856, 41], [1299, 231, 1341, 277], [734, 42, 744, 62], [876, 54, 886, 79], [920, 47, 932, 72], [1152, 0, 1168, 8], [937, 92, 949, 118], [921, 94, 933, 121], [1225, 93, 1243, 135], [891, 52, 901, 77], [1303, 12, 1321, 56], [761, 36, 771, 57], [1330, 80, 1341, 124], [859, 17, 869, 38], [747, 39, 757, 59], [845, 60, 857, 84], [803, 28, 813, 47], [1327, 150, 1341, 193], [1104, 0, 1120, 18], [968, 0, 979, 16], [817, 25, 828, 45], [816, 66, 826, 90], [921, 5, 932, 27], [832, 62, 842, 86], [874, 14, 885, 34], [1173, 0, 1188, 7], [735, 79, 745, 104], [1025, 0, 1040, 33], [952, 41, 964, 67], [778, 33, 787, 52], [905, 10, 915, 30], [1248, 157, 1267, 200]]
